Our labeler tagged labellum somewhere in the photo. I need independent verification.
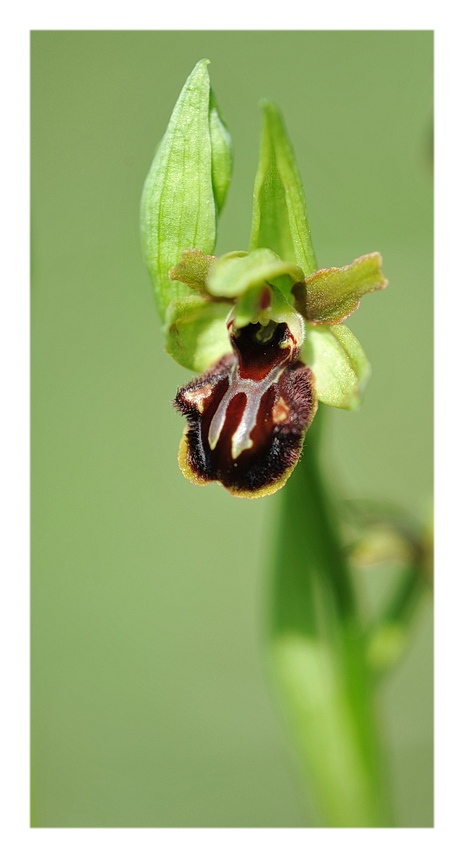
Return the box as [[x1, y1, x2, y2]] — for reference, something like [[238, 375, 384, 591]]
[[175, 315, 317, 498]]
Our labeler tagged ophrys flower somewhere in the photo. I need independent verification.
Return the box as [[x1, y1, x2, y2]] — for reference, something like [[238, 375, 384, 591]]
[[140, 60, 387, 497]]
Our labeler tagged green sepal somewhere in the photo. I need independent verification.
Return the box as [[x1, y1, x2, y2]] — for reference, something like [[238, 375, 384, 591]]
[[300, 324, 371, 409], [293, 253, 388, 325], [249, 101, 317, 275], [140, 59, 232, 321], [164, 294, 233, 373]]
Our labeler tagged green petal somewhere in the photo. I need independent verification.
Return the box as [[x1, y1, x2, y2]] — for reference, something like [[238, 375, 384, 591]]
[[164, 295, 233, 373], [208, 247, 304, 299], [294, 253, 388, 325], [300, 324, 371, 410], [169, 248, 216, 293], [249, 101, 317, 275], [140, 60, 232, 321]]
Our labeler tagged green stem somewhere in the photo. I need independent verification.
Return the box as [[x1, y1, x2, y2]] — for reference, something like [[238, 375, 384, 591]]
[[366, 560, 427, 678], [267, 408, 393, 827], [344, 498, 430, 678]]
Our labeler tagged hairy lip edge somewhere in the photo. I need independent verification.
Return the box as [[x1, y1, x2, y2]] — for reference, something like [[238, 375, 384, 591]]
[[174, 321, 317, 497]]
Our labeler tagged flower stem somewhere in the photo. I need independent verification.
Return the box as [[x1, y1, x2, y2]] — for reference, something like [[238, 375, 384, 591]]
[[366, 559, 428, 679], [267, 408, 394, 827]]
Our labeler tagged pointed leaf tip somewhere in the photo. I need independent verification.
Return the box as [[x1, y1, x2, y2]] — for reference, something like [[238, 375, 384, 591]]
[[250, 101, 317, 275], [140, 60, 232, 321]]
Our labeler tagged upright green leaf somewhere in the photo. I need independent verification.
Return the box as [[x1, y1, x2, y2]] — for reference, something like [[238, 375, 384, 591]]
[[140, 59, 232, 320], [250, 100, 317, 275], [209, 91, 233, 215]]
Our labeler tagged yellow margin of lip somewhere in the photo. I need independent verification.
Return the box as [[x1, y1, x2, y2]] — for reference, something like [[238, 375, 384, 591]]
[[178, 432, 210, 486], [177, 402, 318, 500], [178, 431, 294, 498]]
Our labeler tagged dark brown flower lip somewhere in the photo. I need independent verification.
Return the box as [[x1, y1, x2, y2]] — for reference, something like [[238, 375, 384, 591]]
[[228, 319, 297, 380], [174, 319, 317, 497]]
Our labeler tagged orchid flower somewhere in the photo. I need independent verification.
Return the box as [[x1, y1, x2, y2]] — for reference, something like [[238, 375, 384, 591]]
[[141, 60, 387, 498]]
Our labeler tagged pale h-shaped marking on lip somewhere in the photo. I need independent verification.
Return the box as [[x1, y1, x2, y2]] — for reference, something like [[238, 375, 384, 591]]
[[207, 357, 290, 461]]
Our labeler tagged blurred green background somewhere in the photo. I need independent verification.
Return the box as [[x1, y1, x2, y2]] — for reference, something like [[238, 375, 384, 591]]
[[31, 31, 433, 827]]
